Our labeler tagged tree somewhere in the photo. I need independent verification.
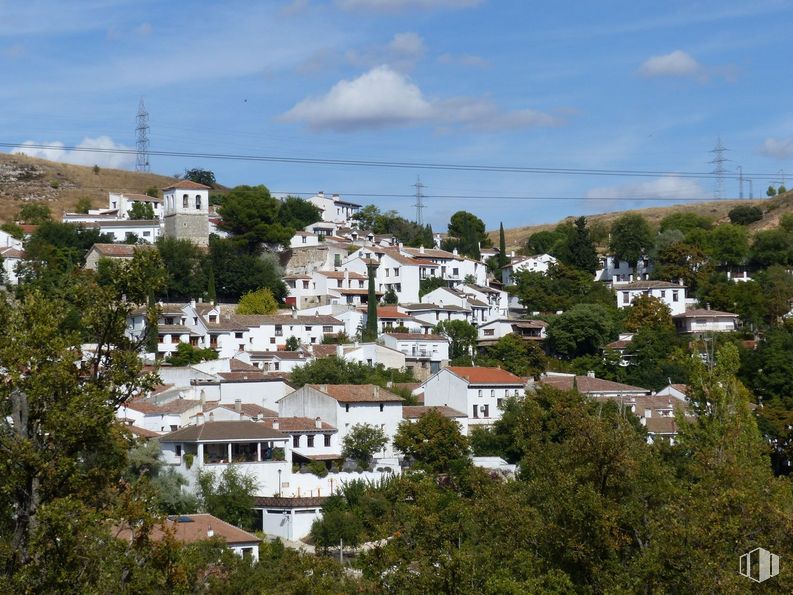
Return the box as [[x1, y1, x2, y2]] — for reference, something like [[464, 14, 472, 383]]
[[779, 184, 788, 194], [479, 333, 546, 379], [547, 303, 616, 359], [434, 320, 477, 361], [75, 197, 92, 213], [728, 205, 763, 225], [419, 276, 447, 298], [757, 265, 793, 322], [166, 342, 218, 366], [654, 241, 708, 289], [512, 263, 614, 313], [197, 466, 258, 530], [748, 228, 793, 267], [393, 410, 469, 473], [236, 287, 279, 314], [564, 216, 598, 273], [526, 229, 564, 255], [705, 223, 749, 266], [497, 222, 508, 271], [144, 186, 159, 198], [342, 424, 388, 468], [382, 287, 398, 304], [609, 214, 653, 269], [217, 185, 293, 252], [1, 222, 24, 240], [624, 294, 672, 332], [285, 336, 300, 351], [128, 201, 155, 220], [311, 506, 364, 551], [659, 212, 712, 236], [183, 168, 216, 187], [277, 196, 322, 230], [443, 211, 490, 259], [17, 203, 52, 224], [290, 357, 415, 387], [155, 237, 208, 301], [209, 238, 287, 302], [767, 185, 778, 197]]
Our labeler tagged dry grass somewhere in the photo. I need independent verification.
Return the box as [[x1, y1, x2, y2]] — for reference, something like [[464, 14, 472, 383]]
[[0, 152, 179, 223]]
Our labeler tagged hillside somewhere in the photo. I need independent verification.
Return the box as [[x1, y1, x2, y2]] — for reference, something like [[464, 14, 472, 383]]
[[493, 192, 793, 251], [0, 152, 179, 223]]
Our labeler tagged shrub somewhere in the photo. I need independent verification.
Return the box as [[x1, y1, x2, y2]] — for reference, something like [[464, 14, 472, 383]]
[[728, 205, 763, 225], [308, 460, 329, 477]]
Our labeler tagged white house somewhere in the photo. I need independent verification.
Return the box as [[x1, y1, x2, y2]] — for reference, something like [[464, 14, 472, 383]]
[[84, 219, 162, 243], [120, 396, 203, 434], [401, 246, 488, 287], [0, 229, 22, 250], [476, 318, 548, 345], [401, 303, 473, 326], [290, 231, 320, 249], [422, 366, 526, 430], [536, 372, 651, 400], [107, 191, 164, 220], [595, 256, 653, 285], [673, 308, 739, 334], [253, 496, 326, 542], [308, 191, 362, 225], [615, 280, 687, 316], [381, 332, 449, 381], [402, 405, 468, 435], [261, 416, 340, 463], [459, 283, 509, 320], [345, 249, 430, 304], [1, 247, 23, 285], [501, 253, 557, 285], [278, 384, 404, 458]]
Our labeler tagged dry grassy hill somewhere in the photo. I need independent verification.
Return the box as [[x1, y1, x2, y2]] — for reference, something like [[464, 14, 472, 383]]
[[0, 152, 180, 223], [492, 192, 793, 252]]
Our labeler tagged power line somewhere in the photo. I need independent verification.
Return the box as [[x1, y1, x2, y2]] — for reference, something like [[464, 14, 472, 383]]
[[1, 141, 785, 181]]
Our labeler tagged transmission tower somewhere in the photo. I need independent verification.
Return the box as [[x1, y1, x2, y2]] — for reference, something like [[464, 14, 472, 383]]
[[135, 98, 150, 172], [708, 137, 729, 199], [413, 176, 425, 226]]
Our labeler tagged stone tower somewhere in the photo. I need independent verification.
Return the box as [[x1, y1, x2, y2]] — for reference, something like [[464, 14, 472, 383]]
[[162, 181, 210, 246]]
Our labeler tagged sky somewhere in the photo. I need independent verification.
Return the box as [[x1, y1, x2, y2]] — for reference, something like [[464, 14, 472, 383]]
[[2, 0, 793, 230]]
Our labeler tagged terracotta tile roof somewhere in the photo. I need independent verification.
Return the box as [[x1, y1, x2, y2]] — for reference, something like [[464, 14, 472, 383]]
[[125, 398, 202, 414], [511, 320, 547, 330], [159, 420, 288, 442], [203, 403, 277, 418], [383, 332, 447, 341], [115, 513, 260, 546], [618, 280, 685, 290], [403, 405, 466, 419], [447, 366, 524, 385], [121, 192, 163, 203], [402, 247, 457, 259], [260, 417, 336, 431], [673, 308, 739, 318], [124, 424, 160, 438], [644, 417, 679, 435], [308, 383, 403, 403], [309, 345, 338, 359], [254, 350, 310, 361], [390, 382, 421, 393], [605, 339, 632, 350], [162, 180, 212, 190], [253, 496, 328, 508], [229, 357, 258, 371], [315, 270, 367, 279], [89, 243, 138, 257], [205, 313, 343, 332], [539, 375, 650, 395], [371, 306, 411, 319], [157, 324, 193, 335], [669, 383, 689, 395], [0, 247, 24, 258], [216, 371, 269, 382]]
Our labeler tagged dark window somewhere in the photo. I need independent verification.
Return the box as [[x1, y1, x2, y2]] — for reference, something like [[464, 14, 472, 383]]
[[182, 194, 189, 208], [379, 403, 384, 412], [195, 195, 201, 209], [324, 434, 331, 447], [175, 445, 182, 456], [345, 404, 350, 413], [307, 435, 315, 448], [293, 435, 300, 448]]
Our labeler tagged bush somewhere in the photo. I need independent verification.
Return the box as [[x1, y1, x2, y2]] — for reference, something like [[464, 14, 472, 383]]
[[308, 460, 329, 477], [273, 447, 285, 461], [728, 205, 762, 225]]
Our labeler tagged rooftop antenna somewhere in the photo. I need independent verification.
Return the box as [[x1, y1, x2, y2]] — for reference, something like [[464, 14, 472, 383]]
[[708, 137, 729, 199], [136, 98, 150, 172], [413, 175, 425, 226]]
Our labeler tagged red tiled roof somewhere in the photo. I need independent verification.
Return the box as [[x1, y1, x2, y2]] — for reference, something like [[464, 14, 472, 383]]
[[89, 243, 138, 257], [403, 405, 466, 419], [124, 424, 160, 438], [162, 180, 212, 190], [203, 403, 277, 418], [540, 375, 650, 395], [261, 417, 336, 431], [383, 332, 447, 341], [673, 308, 739, 318], [115, 513, 260, 546], [447, 366, 524, 385], [308, 383, 403, 403]]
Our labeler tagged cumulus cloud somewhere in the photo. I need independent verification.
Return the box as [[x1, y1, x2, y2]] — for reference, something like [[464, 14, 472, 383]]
[[638, 50, 705, 80], [336, 0, 481, 11], [586, 176, 707, 205], [281, 65, 565, 132], [12, 136, 136, 169], [760, 136, 793, 160]]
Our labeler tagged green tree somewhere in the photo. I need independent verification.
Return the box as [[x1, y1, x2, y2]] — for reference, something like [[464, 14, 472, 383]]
[[419, 276, 447, 298], [183, 168, 216, 187], [75, 197, 93, 213], [497, 222, 508, 270], [209, 237, 287, 302], [0, 222, 24, 240], [144, 186, 159, 198], [277, 196, 322, 230], [434, 319, 477, 361], [290, 357, 415, 387], [479, 333, 546, 379], [342, 424, 388, 468], [285, 335, 300, 351], [311, 499, 364, 551], [609, 213, 654, 269], [382, 287, 399, 304], [654, 241, 708, 289], [513, 263, 614, 313], [217, 185, 293, 252], [748, 228, 793, 267], [17, 203, 52, 224], [659, 212, 712, 236], [197, 465, 258, 530], [757, 265, 793, 322], [624, 294, 672, 332], [128, 201, 155, 220], [564, 216, 598, 273], [526, 229, 564, 255], [236, 287, 279, 314], [155, 237, 208, 301], [547, 303, 616, 359], [767, 185, 778, 197], [167, 342, 218, 366], [705, 223, 749, 266], [393, 409, 469, 473], [728, 205, 763, 225], [443, 211, 490, 259]]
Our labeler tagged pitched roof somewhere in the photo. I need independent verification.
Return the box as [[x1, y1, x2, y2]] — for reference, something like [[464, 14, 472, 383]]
[[124, 424, 160, 438], [673, 308, 739, 318], [159, 421, 288, 442], [89, 243, 138, 257], [402, 247, 457, 259], [644, 417, 679, 435], [253, 496, 328, 508], [115, 513, 260, 546], [446, 366, 525, 385], [402, 405, 466, 419], [0, 247, 24, 258], [315, 270, 367, 279], [383, 332, 447, 341], [618, 280, 685, 290], [121, 192, 163, 203], [539, 375, 650, 395], [162, 180, 212, 190], [261, 417, 336, 431], [307, 384, 403, 403], [125, 397, 201, 415], [203, 403, 277, 418]]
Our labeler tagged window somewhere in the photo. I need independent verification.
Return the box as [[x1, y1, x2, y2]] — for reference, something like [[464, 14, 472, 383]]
[[275, 325, 283, 336], [490, 389, 495, 398], [478, 389, 483, 397], [515, 389, 520, 396], [452, 268, 459, 277], [385, 269, 390, 277], [497, 398, 503, 409], [472, 405, 479, 418], [182, 194, 189, 208], [622, 292, 629, 304], [484, 329, 494, 336], [270, 337, 276, 344], [345, 404, 350, 413], [302, 236, 307, 243], [660, 290, 666, 298], [323, 325, 332, 332], [394, 267, 400, 276], [305, 326, 312, 332], [324, 434, 331, 447], [235, 332, 243, 339], [482, 405, 489, 418], [379, 403, 384, 412], [195, 195, 201, 209], [143, 231, 151, 237], [175, 445, 182, 456], [293, 435, 300, 448], [673, 291, 679, 302], [307, 435, 315, 448]]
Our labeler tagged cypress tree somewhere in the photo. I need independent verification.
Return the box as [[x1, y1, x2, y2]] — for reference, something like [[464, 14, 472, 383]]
[[365, 261, 379, 341], [498, 222, 508, 270]]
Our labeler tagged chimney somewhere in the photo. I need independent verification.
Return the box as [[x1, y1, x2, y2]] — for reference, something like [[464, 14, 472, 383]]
[[196, 412, 204, 426], [706, 303, 711, 310], [587, 370, 595, 378], [336, 344, 343, 358], [644, 408, 652, 418], [207, 526, 214, 538], [320, 384, 328, 393], [272, 419, 279, 430], [190, 299, 196, 308], [315, 416, 322, 429], [510, 251, 515, 257], [208, 412, 214, 423], [420, 245, 425, 254], [678, 278, 684, 286], [373, 385, 380, 399], [291, 307, 297, 319], [344, 269, 349, 283], [234, 399, 242, 414], [453, 248, 458, 256], [398, 242, 404, 251]]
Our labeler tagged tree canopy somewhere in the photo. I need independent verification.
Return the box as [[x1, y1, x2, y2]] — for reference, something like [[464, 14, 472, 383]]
[[236, 287, 279, 314], [609, 213, 654, 268], [217, 185, 294, 252]]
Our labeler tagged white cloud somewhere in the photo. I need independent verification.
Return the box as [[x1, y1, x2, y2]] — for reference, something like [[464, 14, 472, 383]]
[[11, 136, 136, 169], [760, 136, 793, 160], [388, 32, 425, 58], [336, 0, 481, 11], [280, 66, 433, 130], [586, 176, 707, 203], [281, 65, 565, 132], [638, 50, 705, 79], [437, 52, 489, 68], [345, 32, 426, 71]]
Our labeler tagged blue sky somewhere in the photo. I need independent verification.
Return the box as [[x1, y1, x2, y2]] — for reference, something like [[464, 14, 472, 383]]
[[2, 0, 793, 230]]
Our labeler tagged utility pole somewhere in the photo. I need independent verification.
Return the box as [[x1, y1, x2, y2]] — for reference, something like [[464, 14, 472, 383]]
[[413, 176, 425, 226], [135, 98, 150, 172], [708, 137, 729, 199], [737, 165, 744, 199], [748, 179, 754, 199]]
